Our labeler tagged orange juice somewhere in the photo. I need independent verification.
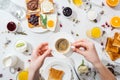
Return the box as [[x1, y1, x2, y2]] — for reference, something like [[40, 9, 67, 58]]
[[86, 27, 102, 39], [106, 0, 120, 7], [73, 0, 83, 6], [17, 71, 28, 80], [110, 16, 120, 28]]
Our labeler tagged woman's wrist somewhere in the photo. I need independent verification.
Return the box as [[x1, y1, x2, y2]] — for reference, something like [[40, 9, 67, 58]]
[[29, 67, 40, 80], [93, 61, 104, 69]]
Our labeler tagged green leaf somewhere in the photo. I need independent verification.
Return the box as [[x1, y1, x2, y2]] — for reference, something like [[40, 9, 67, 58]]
[[80, 60, 85, 66], [40, 14, 47, 28], [43, 15, 47, 27]]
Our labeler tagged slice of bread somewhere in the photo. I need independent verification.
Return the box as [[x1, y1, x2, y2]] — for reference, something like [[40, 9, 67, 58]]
[[26, 13, 42, 28], [108, 51, 120, 61], [26, 0, 40, 13], [113, 32, 120, 48], [48, 68, 64, 80], [41, 0, 54, 14], [105, 37, 119, 53]]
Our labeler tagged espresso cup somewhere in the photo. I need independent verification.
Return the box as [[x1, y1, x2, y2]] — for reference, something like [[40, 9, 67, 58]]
[[2, 55, 18, 68], [62, 7, 73, 18], [54, 38, 72, 55]]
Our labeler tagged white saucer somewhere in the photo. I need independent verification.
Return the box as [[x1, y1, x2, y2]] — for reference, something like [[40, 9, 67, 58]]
[[41, 61, 72, 80], [40, 57, 80, 80]]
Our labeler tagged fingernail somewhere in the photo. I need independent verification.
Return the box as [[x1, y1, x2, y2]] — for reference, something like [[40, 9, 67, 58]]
[[79, 47, 85, 51], [71, 46, 75, 49]]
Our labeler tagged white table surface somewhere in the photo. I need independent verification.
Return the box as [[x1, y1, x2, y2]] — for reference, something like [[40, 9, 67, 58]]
[[0, 0, 120, 80]]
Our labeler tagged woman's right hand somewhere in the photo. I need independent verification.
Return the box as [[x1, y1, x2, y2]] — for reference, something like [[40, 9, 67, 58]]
[[72, 39, 101, 66]]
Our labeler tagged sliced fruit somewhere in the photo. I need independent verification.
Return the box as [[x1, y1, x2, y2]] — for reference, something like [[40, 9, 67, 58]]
[[16, 43, 25, 47], [106, 0, 120, 7], [110, 16, 120, 28]]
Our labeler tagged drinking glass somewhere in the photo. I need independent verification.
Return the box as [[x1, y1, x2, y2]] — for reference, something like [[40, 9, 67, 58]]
[[0, 0, 26, 21]]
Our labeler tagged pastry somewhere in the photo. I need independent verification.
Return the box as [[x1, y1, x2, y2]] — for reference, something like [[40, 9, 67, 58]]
[[113, 32, 120, 48], [48, 68, 64, 80], [105, 37, 119, 53], [107, 51, 120, 61]]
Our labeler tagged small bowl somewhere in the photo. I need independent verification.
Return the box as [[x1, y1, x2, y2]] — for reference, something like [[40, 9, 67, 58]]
[[7, 21, 18, 32], [87, 10, 98, 21], [15, 40, 27, 53]]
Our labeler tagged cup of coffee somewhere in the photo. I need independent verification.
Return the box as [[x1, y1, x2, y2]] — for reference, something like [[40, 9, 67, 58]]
[[55, 38, 72, 55], [2, 55, 18, 68], [62, 7, 73, 18]]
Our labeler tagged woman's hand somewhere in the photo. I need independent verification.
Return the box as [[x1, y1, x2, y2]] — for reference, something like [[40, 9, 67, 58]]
[[72, 39, 100, 66], [30, 42, 52, 72], [29, 42, 52, 80]]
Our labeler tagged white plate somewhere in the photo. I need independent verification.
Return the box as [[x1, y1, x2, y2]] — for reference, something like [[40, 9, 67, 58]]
[[30, 27, 48, 33], [49, 32, 75, 57], [104, 31, 120, 64], [29, 13, 57, 33], [41, 61, 72, 80]]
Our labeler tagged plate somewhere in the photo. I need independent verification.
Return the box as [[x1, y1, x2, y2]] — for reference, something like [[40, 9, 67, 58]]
[[41, 61, 72, 80], [29, 13, 58, 33], [104, 31, 120, 64], [49, 32, 75, 57]]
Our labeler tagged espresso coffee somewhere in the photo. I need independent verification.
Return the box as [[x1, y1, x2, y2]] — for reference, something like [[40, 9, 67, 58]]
[[55, 38, 69, 53], [63, 7, 72, 17]]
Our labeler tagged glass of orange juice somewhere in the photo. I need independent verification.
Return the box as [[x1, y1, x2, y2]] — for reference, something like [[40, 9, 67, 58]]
[[17, 70, 28, 80], [86, 27, 102, 39], [72, 0, 83, 7]]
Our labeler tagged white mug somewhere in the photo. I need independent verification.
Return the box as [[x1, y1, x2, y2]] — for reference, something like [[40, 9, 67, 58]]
[[2, 55, 18, 68]]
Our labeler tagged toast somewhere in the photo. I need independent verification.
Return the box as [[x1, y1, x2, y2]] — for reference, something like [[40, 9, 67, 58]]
[[26, 0, 40, 13], [48, 68, 64, 80], [26, 13, 42, 28], [113, 32, 120, 48], [105, 37, 119, 53], [41, 0, 54, 14], [108, 51, 120, 61]]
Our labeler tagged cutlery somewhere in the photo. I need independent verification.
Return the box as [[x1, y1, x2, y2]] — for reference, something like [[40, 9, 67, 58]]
[[68, 58, 81, 80]]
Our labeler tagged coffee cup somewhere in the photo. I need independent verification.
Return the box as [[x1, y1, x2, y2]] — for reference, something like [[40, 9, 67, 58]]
[[62, 7, 73, 18], [2, 55, 18, 68], [54, 38, 72, 55]]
